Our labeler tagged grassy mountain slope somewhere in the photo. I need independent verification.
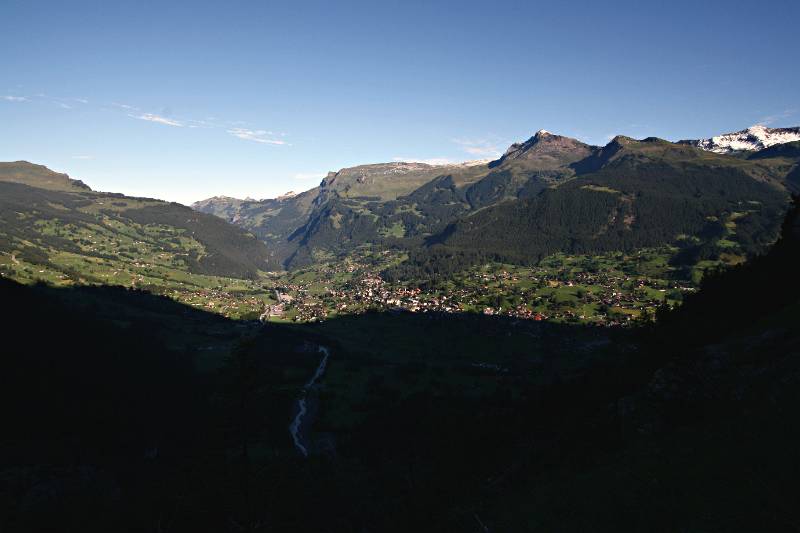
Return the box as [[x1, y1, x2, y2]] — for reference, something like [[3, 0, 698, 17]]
[[748, 140, 800, 191], [0, 162, 277, 279], [317, 161, 487, 201], [0, 163, 282, 319], [0, 161, 91, 191]]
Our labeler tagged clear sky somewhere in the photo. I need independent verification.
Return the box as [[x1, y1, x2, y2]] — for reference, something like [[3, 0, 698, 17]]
[[1, 0, 798, 205]]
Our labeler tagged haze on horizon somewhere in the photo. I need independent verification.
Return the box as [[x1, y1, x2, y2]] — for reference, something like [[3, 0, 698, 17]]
[[1, 0, 798, 205]]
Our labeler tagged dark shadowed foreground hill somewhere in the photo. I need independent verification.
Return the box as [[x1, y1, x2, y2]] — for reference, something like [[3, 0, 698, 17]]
[[1, 199, 799, 532]]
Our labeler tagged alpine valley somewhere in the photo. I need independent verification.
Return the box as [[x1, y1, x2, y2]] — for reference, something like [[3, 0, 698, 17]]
[[3, 124, 800, 532], [3, 126, 800, 325], [7, 1, 800, 529]]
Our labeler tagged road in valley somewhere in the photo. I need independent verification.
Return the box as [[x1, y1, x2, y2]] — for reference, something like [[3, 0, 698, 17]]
[[289, 346, 330, 457]]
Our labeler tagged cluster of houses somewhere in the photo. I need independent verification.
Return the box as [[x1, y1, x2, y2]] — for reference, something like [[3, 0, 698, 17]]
[[261, 257, 698, 327], [171, 287, 266, 318]]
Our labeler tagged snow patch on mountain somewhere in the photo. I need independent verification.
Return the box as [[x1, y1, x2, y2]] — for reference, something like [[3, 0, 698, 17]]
[[685, 125, 800, 153]]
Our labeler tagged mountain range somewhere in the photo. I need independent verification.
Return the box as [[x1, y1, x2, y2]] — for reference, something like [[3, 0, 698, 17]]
[[3, 124, 797, 283], [193, 126, 800, 273]]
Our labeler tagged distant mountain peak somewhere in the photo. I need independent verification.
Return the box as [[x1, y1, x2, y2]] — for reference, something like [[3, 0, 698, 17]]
[[681, 125, 800, 153], [210, 195, 243, 201], [609, 135, 634, 145], [496, 130, 595, 169]]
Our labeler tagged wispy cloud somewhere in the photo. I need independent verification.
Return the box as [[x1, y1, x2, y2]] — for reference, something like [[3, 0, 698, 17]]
[[134, 113, 183, 127], [451, 137, 506, 158], [228, 128, 288, 145], [11, 91, 293, 147], [184, 119, 215, 129], [757, 108, 798, 126], [71, 155, 94, 160], [36, 94, 86, 109]]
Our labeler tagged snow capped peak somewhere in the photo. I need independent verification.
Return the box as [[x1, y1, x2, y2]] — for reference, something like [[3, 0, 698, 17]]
[[686, 125, 800, 153], [536, 129, 551, 136]]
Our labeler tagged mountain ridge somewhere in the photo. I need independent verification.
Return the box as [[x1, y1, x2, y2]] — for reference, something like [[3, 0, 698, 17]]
[[193, 127, 800, 271], [195, 124, 800, 209], [0, 160, 92, 192]]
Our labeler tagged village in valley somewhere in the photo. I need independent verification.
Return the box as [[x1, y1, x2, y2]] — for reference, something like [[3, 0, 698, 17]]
[[0, 181, 741, 327], [1, 230, 702, 327], [258, 247, 700, 327]]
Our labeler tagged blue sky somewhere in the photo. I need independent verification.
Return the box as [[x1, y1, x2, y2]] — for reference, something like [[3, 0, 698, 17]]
[[1, 0, 798, 204]]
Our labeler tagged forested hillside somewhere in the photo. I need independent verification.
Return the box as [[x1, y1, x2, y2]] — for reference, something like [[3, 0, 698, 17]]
[[395, 137, 789, 277]]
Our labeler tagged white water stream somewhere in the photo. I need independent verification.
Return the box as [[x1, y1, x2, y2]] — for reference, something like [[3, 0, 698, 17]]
[[289, 346, 330, 457]]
